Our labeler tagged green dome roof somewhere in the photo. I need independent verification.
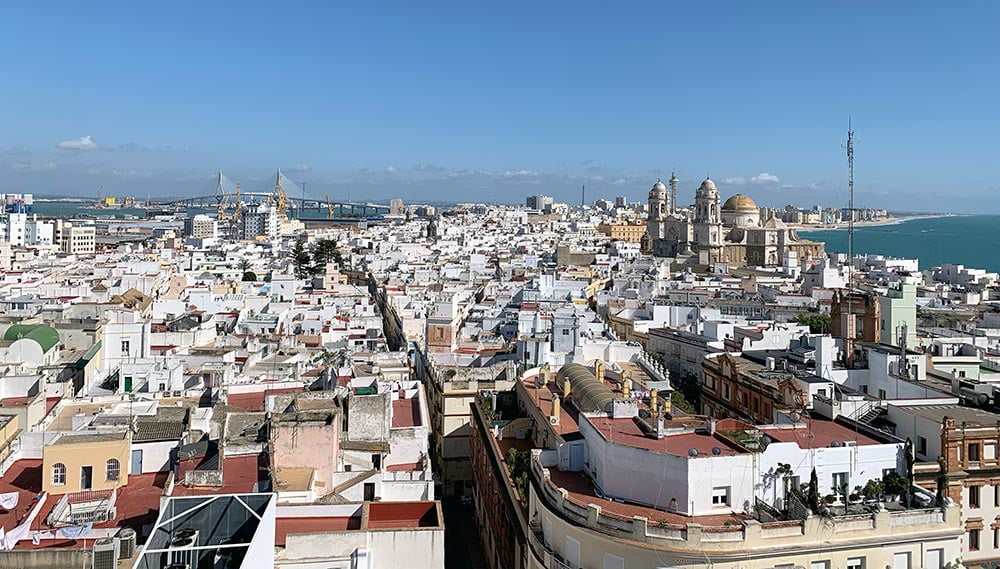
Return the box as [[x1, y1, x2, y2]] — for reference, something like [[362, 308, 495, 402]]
[[4, 324, 59, 353]]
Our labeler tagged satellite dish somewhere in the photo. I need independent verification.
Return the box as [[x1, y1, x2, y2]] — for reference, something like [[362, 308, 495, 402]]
[[830, 440, 841, 448], [712, 447, 722, 456], [688, 448, 699, 457]]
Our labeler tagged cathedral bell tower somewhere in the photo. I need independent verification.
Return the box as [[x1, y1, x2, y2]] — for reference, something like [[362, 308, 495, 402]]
[[646, 180, 668, 241], [694, 177, 724, 263]]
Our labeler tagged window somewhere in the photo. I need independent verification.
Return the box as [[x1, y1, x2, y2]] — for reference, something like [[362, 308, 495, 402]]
[[970, 443, 981, 462], [995, 527, 999, 550], [893, 552, 911, 569], [917, 436, 927, 456], [970, 485, 981, 508], [925, 548, 943, 569], [52, 463, 66, 485], [846, 557, 865, 569], [970, 528, 981, 551], [712, 486, 730, 506], [783, 475, 801, 501], [810, 561, 830, 569], [603, 553, 625, 569], [878, 388, 887, 399], [121, 340, 130, 355], [833, 472, 849, 492], [994, 485, 999, 507], [106, 458, 120, 481]]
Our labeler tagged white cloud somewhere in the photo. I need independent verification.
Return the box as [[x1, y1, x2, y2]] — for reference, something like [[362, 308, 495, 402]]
[[386, 165, 398, 174], [503, 169, 538, 178], [751, 172, 780, 184], [56, 135, 99, 151], [722, 176, 747, 185], [287, 164, 312, 173], [112, 170, 155, 179], [10, 161, 56, 173]]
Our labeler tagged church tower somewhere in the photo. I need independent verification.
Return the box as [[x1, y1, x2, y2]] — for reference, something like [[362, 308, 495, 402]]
[[694, 177, 724, 263], [668, 170, 679, 215], [647, 180, 668, 240]]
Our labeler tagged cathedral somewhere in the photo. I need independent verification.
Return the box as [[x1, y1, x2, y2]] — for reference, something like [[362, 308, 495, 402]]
[[643, 174, 824, 268]]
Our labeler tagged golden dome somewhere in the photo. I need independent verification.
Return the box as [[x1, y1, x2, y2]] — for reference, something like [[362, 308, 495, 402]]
[[721, 194, 758, 212]]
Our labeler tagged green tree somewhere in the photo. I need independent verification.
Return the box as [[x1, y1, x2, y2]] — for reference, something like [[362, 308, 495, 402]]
[[292, 240, 312, 279], [237, 258, 252, 274], [505, 448, 532, 501], [311, 239, 344, 274], [671, 391, 696, 414], [808, 467, 820, 513], [242, 271, 257, 282], [795, 312, 832, 334]]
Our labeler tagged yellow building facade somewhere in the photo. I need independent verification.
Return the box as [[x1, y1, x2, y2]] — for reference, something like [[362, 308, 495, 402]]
[[42, 432, 130, 496]]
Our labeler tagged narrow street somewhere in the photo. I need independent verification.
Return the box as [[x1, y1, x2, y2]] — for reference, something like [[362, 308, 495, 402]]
[[443, 497, 488, 569]]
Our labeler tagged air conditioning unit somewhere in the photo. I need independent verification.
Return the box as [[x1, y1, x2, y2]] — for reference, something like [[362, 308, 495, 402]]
[[92, 537, 119, 569], [117, 527, 137, 559], [169, 528, 199, 566]]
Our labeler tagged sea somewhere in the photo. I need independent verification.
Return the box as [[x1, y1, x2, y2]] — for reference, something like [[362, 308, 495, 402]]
[[799, 215, 1000, 273]]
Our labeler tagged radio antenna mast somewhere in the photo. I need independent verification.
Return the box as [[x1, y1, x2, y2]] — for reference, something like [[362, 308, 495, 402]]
[[847, 119, 855, 264], [843, 120, 857, 365]]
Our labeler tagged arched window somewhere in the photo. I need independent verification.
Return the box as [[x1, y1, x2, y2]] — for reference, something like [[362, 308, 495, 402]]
[[52, 463, 66, 485], [106, 458, 120, 481]]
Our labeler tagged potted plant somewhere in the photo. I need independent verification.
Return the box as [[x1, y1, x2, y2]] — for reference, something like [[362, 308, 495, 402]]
[[824, 494, 837, 505]]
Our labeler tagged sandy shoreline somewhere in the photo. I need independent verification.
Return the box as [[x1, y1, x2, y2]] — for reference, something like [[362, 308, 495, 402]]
[[792, 213, 956, 232]]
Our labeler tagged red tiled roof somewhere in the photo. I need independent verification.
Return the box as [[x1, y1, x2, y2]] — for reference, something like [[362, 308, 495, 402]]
[[0, 460, 42, 534], [385, 462, 421, 472], [171, 454, 267, 496], [759, 420, 882, 449], [275, 516, 361, 546], [587, 416, 743, 457], [227, 387, 305, 412], [367, 502, 438, 529], [547, 467, 748, 527], [391, 398, 420, 428]]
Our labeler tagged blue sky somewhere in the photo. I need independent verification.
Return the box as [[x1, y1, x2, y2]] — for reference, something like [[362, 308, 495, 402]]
[[1, 1, 998, 211]]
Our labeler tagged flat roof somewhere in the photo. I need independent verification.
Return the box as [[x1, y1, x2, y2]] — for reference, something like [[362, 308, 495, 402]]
[[587, 416, 743, 457], [391, 398, 421, 428], [546, 466, 747, 526], [892, 403, 1000, 427], [759, 419, 883, 449], [51, 431, 127, 445], [275, 516, 361, 546], [367, 501, 439, 529]]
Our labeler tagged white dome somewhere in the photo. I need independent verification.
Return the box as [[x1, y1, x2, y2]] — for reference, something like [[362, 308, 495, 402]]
[[699, 178, 717, 192]]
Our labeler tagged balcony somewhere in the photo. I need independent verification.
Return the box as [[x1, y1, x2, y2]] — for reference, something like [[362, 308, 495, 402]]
[[46, 488, 117, 527], [529, 450, 960, 554]]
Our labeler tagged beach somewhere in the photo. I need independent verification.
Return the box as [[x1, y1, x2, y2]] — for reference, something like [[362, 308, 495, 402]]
[[788, 213, 956, 231]]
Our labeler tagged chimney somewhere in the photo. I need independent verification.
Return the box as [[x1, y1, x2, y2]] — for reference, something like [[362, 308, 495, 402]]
[[594, 360, 605, 384], [623, 378, 632, 399], [650, 390, 659, 413], [540, 363, 551, 386], [766, 357, 775, 371], [563, 378, 571, 399], [550, 394, 561, 425], [707, 417, 716, 435]]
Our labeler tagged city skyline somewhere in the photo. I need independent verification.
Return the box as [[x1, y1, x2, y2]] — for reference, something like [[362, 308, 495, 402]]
[[3, 1, 999, 212]]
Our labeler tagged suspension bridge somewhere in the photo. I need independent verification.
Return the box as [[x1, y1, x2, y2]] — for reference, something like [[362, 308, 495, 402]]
[[156, 170, 391, 219]]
